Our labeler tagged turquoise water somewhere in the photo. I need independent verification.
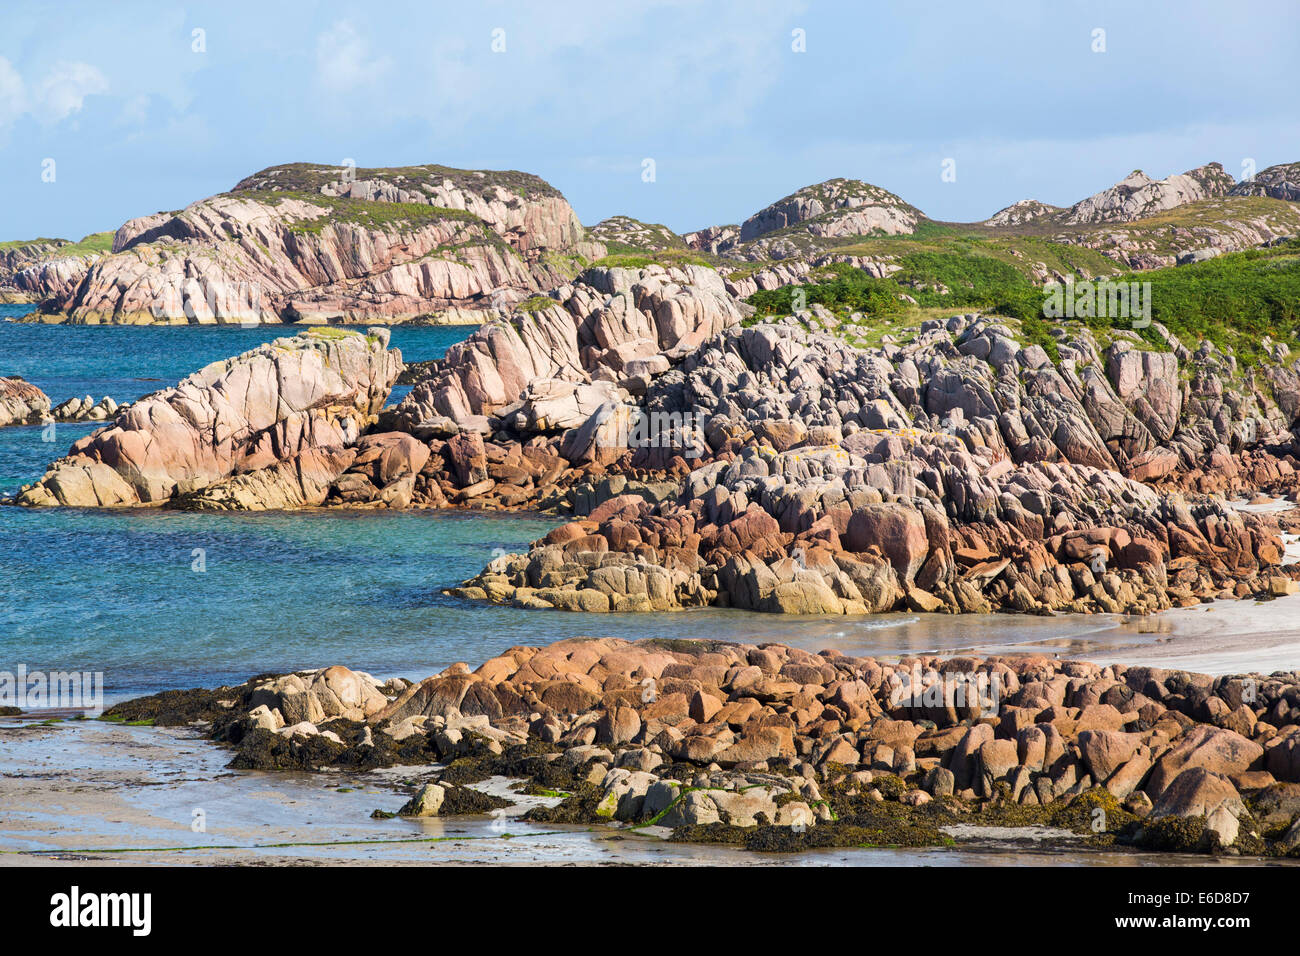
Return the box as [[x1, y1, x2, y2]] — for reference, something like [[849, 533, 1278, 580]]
[[0, 304, 465, 407], [0, 308, 1118, 699], [0, 305, 468, 498]]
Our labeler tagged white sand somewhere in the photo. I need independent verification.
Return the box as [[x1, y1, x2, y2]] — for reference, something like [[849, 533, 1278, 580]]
[[1076, 593, 1300, 675]]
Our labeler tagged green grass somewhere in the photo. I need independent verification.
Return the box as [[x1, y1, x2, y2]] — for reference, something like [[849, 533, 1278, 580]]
[[749, 250, 1042, 321], [514, 295, 559, 313], [0, 233, 112, 257], [811, 230, 1119, 281], [57, 232, 115, 256], [746, 236, 1300, 367], [1077, 239, 1300, 364], [302, 326, 362, 339], [0, 237, 65, 251]]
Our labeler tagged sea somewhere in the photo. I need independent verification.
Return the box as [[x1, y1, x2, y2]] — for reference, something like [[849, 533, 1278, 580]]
[[0, 304, 1124, 701], [3, 303, 1286, 867]]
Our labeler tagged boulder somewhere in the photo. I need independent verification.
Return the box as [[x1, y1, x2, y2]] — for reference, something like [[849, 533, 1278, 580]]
[[1146, 725, 1264, 797], [844, 504, 929, 582], [0, 377, 51, 426], [18, 329, 401, 509], [1148, 767, 1246, 847]]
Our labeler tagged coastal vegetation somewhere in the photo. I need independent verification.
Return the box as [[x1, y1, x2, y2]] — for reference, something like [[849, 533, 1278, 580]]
[[590, 249, 715, 271], [747, 237, 1300, 366], [0, 231, 113, 257]]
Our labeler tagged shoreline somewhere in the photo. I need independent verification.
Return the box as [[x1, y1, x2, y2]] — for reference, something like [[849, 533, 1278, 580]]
[[5, 620, 1299, 866], [5, 587, 1298, 712], [1084, 594, 1300, 675], [2, 309, 487, 328], [0, 720, 1264, 867]]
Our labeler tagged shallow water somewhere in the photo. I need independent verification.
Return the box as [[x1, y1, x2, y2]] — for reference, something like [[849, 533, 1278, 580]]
[[0, 311, 1292, 868], [0, 304, 466, 405], [0, 314, 1153, 700], [0, 501, 1135, 700], [0, 315, 1171, 702], [0, 307, 469, 494]]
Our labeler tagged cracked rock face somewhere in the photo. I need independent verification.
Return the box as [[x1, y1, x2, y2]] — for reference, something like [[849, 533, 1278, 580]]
[[454, 314, 1298, 617], [16, 328, 402, 509]]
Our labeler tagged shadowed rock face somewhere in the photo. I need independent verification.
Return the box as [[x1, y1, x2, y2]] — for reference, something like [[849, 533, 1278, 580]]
[[1230, 162, 1300, 202], [15, 328, 402, 509]]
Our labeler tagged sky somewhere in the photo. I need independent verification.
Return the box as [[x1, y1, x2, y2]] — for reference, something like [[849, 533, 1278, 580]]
[[1, 0, 1298, 242]]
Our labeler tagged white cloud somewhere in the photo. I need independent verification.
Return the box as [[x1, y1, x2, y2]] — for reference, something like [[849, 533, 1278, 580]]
[[315, 20, 392, 92], [0, 56, 108, 130], [30, 61, 108, 122], [307, 0, 809, 146]]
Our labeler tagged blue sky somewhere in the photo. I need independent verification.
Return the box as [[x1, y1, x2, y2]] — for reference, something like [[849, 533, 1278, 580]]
[[2, 0, 1298, 242]]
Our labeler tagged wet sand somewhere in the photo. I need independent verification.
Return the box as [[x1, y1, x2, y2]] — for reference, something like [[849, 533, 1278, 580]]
[[3, 718, 1289, 867], [1078, 594, 1300, 675]]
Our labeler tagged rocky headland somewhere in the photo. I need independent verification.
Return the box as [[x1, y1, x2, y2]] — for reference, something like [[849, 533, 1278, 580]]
[[14, 326, 400, 508], [2, 163, 602, 326], [11, 254, 1300, 618], [8, 155, 1300, 622], [104, 636, 1300, 857], [5, 158, 1299, 323]]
